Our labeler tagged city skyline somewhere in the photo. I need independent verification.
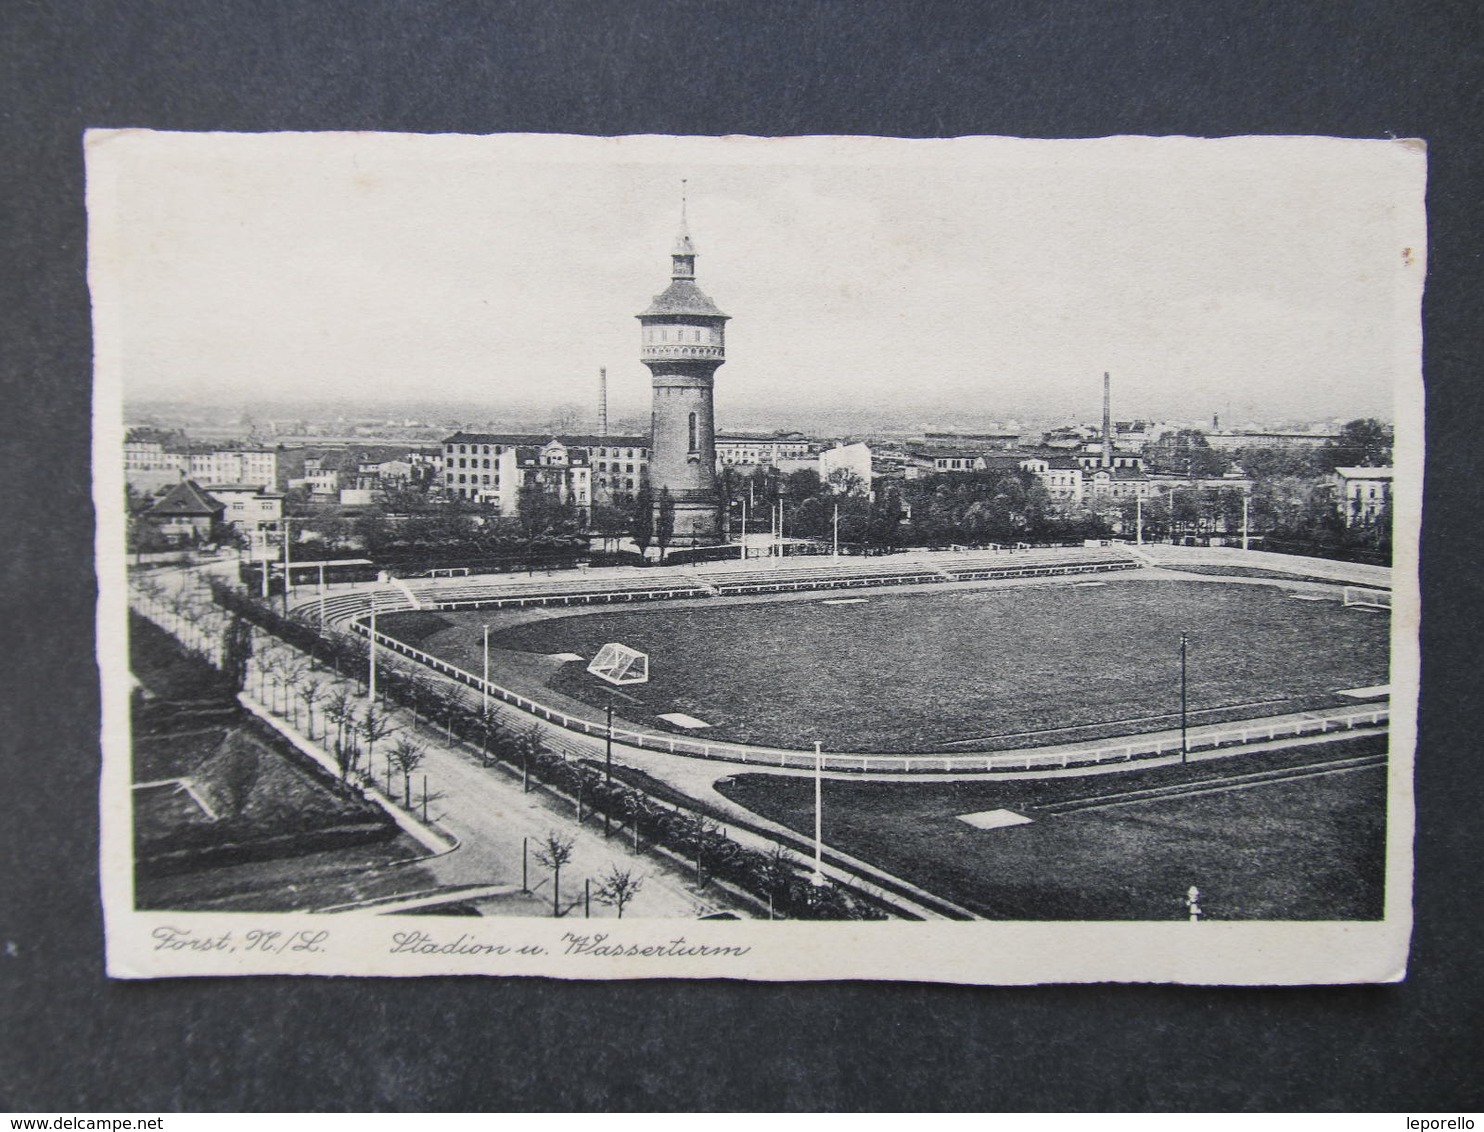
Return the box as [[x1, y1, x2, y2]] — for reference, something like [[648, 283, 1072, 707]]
[[100, 132, 1418, 425]]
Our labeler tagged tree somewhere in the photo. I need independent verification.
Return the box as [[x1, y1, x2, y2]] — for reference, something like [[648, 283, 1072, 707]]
[[257, 650, 283, 712], [475, 704, 506, 766], [389, 735, 427, 808], [357, 706, 394, 783], [785, 467, 822, 500], [761, 844, 799, 917], [280, 658, 308, 728], [298, 676, 324, 741], [629, 479, 654, 555], [324, 690, 357, 769], [428, 682, 463, 743], [826, 467, 866, 496], [590, 503, 629, 553], [533, 831, 576, 917], [594, 865, 644, 919], [221, 614, 254, 692], [654, 487, 676, 562], [1327, 418, 1394, 469], [405, 672, 435, 731], [521, 724, 550, 791], [1147, 429, 1230, 478]]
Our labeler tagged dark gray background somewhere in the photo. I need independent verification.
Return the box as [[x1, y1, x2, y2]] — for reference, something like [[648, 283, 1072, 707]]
[[3, 0, 1481, 1111]]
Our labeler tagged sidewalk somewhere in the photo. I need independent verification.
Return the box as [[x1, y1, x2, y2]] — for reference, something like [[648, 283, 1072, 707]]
[[237, 644, 746, 920]]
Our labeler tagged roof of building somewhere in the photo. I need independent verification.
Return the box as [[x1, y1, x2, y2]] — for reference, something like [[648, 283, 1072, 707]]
[[148, 480, 225, 518], [637, 278, 729, 319], [180, 442, 276, 455], [124, 427, 176, 446], [716, 434, 813, 446], [909, 447, 985, 461], [1334, 465, 1394, 479], [202, 482, 280, 494], [513, 446, 590, 467], [444, 432, 648, 449], [558, 435, 649, 449], [923, 432, 1021, 442]]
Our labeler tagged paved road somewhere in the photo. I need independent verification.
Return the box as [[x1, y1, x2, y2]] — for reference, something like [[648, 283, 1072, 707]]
[[134, 566, 745, 920]]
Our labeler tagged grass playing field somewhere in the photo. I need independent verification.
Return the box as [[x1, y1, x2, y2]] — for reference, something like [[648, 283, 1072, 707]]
[[453, 578, 1387, 753], [716, 736, 1389, 920]]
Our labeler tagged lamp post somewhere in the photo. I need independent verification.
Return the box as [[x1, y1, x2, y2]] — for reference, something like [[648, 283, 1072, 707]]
[[604, 695, 615, 838], [832, 501, 840, 558], [586, 642, 648, 840], [257, 530, 270, 601], [812, 740, 825, 885], [1179, 631, 1189, 763]]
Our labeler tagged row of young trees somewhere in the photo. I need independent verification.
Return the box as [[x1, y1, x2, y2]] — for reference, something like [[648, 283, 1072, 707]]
[[200, 578, 886, 920]]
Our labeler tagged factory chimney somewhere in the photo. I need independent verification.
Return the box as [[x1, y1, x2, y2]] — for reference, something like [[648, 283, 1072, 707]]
[[598, 367, 609, 437], [1101, 372, 1113, 468]]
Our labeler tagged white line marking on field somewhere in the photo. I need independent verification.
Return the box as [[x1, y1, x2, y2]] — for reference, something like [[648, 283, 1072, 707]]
[[1289, 594, 1329, 601], [957, 809, 1034, 830], [657, 712, 712, 729], [549, 652, 584, 662], [820, 598, 869, 605], [1052, 760, 1385, 813], [1071, 581, 1107, 587], [1337, 684, 1390, 699]]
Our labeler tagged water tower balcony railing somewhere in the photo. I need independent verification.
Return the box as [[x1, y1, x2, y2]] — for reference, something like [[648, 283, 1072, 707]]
[[640, 344, 725, 362]]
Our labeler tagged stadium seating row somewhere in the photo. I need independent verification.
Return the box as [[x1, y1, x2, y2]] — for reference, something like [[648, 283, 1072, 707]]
[[290, 544, 1145, 626]]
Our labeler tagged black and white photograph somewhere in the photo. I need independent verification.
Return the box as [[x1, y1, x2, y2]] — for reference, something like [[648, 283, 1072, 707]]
[[91, 131, 1422, 982]]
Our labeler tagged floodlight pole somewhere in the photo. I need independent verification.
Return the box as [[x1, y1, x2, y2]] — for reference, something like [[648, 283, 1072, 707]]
[[281, 516, 292, 613], [482, 623, 490, 716], [1179, 631, 1189, 763], [318, 561, 326, 631], [367, 600, 377, 705], [812, 741, 825, 885], [1135, 496, 1143, 546], [833, 502, 839, 558], [740, 497, 748, 561], [1241, 495, 1250, 551]]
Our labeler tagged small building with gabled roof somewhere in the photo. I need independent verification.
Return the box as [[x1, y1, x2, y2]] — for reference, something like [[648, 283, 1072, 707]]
[[145, 480, 225, 543]]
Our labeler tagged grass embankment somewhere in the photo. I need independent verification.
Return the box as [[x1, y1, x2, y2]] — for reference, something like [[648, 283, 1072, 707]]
[[717, 736, 1388, 921], [130, 614, 431, 908]]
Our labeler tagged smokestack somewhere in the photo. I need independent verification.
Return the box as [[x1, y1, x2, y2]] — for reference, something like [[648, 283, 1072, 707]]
[[598, 367, 608, 437], [1101, 372, 1112, 468]]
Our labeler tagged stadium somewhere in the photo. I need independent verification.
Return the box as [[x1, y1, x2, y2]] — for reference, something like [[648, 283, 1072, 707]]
[[293, 543, 1392, 919], [326, 545, 1389, 765]]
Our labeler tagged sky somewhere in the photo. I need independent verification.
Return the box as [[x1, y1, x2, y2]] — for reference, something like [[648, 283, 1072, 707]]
[[90, 131, 1425, 428]]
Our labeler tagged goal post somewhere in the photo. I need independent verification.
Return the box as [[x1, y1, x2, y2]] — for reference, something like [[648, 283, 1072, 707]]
[[1342, 586, 1392, 611], [586, 642, 650, 685]]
